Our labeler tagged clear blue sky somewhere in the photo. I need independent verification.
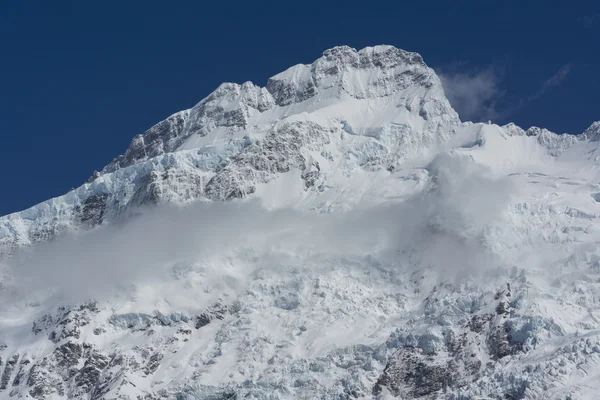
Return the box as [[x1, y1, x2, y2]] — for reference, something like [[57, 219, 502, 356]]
[[1, 0, 598, 215]]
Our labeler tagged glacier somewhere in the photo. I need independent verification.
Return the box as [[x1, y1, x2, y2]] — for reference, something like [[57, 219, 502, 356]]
[[0, 45, 600, 399]]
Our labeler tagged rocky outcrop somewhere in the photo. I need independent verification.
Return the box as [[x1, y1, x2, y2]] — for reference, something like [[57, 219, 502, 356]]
[[75, 193, 109, 227], [103, 81, 275, 174], [374, 347, 457, 398], [266, 45, 434, 105], [0, 354, 19, 390], [204, 121, 332, 200], [102, 110, 191, 174], [194, 301, 239, 329], [373, 282, 567, 399]]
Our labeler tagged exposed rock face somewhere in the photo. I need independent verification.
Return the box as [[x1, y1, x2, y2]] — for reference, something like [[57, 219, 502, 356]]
[[103, 81, 275, 174], [75, 193, 109, 227], [103, 110, 191, 174], [4, 302, 201, 399], [374, 347, 457, 398], [370, 281, 570, 399], [194, 301, 237, 329], [266, 45, 433, 105], [204, 121, 332, 200], [0, 354, 19, 390]]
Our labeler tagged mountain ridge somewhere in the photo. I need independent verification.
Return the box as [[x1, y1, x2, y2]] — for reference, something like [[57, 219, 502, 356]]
[[0, 44, 459, 253], [1, 45, 600, 400], [3, 45, 598, 255]]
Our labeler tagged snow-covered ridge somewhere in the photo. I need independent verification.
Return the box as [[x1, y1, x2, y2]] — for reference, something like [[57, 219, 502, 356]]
[[2, 45, 600, 399], [0, 45, 596, 256], [0, 45, 461, 253], [584, 121, 600, 140], [1, 45, 597, 255], [101, 45, 443, 173]]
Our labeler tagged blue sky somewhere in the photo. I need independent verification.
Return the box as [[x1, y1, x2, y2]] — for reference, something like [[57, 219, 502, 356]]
[[1, 0, 598, 215]]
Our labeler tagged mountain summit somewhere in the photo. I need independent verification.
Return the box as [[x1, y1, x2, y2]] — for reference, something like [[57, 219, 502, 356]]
[[0, 45, 459, 253], [1, 46, 600, 399], [102, 45, 452, 172]]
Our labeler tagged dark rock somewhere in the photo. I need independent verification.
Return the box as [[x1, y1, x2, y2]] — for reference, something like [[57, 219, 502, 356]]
[[267, 72, 317, 106], [75, 193, 108, 228], [195, 302, 230, 329], [32, 315, 53, 335], [27, 360, 65, 399], [0, 354, 19, 390], [373, 347, 456, 398], [143, 353, 163, 376], [54, 342, 83, 369], [205, 122, 330, 200], [468, 314, 492, 334], [73, 351, 109, 396], [195, 313, 212, 329], [103, 111, 189, 173], [301, 160, 320, 190], [496, 301, 508, 315], [93, 327, 105, 335], [487, 322, 513, 360], [12, 357, 30, 386]]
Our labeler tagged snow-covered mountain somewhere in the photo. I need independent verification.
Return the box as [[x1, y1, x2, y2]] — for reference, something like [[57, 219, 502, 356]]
[[1, 45, 600, 399], [0, 45, 460, 253]]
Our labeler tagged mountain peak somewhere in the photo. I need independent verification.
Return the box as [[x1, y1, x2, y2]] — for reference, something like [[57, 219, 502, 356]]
[[319, 45, 426, 68], [1, 44, 461, 253], [267, 45, 436, 106], [98, 45, 451, 175], [584, 121, 600, 140], [6, 44, 600, 400]]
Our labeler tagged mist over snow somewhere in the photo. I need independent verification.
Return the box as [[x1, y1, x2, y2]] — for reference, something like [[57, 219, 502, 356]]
[[2, 153, 514, 307], [2, 45, 600, 399]]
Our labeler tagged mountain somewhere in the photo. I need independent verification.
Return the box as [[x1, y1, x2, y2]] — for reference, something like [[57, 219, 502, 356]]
[[0, 45, 459, 254], [1, 45, 600, 399]]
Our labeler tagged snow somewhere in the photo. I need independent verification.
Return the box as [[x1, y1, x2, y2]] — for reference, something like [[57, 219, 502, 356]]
[[1, 45, 600, 399]]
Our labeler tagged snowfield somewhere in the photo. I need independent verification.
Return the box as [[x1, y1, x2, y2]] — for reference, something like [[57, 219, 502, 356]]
[[1, 45, 600, 399]]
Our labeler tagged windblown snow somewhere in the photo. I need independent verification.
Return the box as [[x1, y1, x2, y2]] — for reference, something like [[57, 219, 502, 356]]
[[1, 45, 600, 399]]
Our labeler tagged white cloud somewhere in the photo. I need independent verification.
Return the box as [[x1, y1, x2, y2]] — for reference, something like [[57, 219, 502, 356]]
[[1, 153, 515, 306], [540, 63, 572, 94], [437, 66, 504, 122], [437, 63, 573, 123], [512, 63, 573, 112]]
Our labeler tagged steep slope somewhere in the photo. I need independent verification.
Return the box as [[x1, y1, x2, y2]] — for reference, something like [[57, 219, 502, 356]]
[[0, 45, 459, 254], [1, 45, 600, 400]]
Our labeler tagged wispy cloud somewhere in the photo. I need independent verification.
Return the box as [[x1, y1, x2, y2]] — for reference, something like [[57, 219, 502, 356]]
[[437, 63, 573, 123], [541, 63, 572, 94], [1, 154, 515, 306], [437, 66, 504, 122], [515, 63, 573, 110]]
